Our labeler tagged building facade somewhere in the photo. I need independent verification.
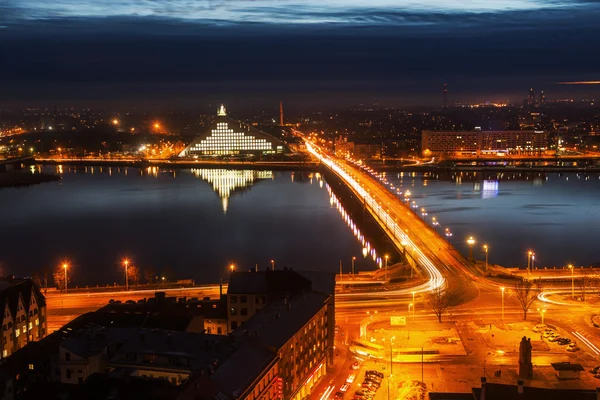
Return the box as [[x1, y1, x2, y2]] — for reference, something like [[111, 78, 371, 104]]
[[0, 278, 47, 360], [421, 130, 549, 157], [179, 105, 289, 157]]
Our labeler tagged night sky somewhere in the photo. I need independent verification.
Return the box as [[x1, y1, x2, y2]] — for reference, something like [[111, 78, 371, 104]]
[[1, 0, 599, 108]]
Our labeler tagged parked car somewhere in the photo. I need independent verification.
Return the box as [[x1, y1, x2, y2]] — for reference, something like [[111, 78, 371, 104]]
[[567, 343, 580, 352], [533, 324, 546, 333], [351, 361, 360, 370], [590, 366, 600, 374], [340, 384, 350, 392], [556, 338, 571, 345], [334, 392, 344, 400], [542, 330, 556, 338], [347, 374, 356, 384]]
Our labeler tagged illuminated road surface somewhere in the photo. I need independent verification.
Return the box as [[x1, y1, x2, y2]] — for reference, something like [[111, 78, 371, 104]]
[[46, 286, 221, 332]]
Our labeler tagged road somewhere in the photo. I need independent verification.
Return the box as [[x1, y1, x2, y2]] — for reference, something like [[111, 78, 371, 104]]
[[46, 285, 221, 332]]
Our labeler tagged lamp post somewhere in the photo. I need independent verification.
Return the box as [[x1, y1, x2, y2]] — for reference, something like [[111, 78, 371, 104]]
[[527, 250, 533, 277], [483, 244, 489, 271], [501, 287, 505, 321], [230, 264, 236, 273], [352, 256, 356, 275], [123, 258, 129, 291], [568, 264, 574, 298], [531, 254, 535, 271], [63, 263, 68, 294], [537, 308, 546, 324], [271, 259, 275, 271], [412, 291, 416, 321], [384, 255, 389, 282], [467, 237, 475, 261]]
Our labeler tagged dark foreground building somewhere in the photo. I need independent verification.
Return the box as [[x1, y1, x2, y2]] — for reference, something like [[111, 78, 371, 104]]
[[0, 269, 334, 400]]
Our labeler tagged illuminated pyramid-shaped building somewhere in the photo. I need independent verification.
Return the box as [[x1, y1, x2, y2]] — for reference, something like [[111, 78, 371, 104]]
[[179, 105, 289, 157]]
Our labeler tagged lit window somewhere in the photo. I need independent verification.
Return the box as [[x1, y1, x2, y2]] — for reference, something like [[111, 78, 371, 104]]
[[15, 328, 20, 337], [28, 364, 34, 370]]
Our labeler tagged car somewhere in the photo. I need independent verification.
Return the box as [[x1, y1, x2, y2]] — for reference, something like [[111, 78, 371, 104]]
[[347, 374, 356, 384], [567, 343, 580, 352], [548, 335, 561, 342], [366, 371, 384, 379], [340, 384, 350, 393], [542, 330, 556, 338], [590, 366, 600, 374], [334, 392, 344, 400], [533, 324, 546, 333], [351, 361, 360, 370], [556, 338, 571, 345]]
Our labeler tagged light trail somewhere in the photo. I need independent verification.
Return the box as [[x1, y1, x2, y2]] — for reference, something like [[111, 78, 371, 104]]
[[572, 331, 600, 355], [306, 141, 445, 296], [319, 385, 335, 400]]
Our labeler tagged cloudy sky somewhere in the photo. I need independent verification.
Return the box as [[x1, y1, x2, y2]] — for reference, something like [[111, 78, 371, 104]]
[[1, 0, 599, 109]]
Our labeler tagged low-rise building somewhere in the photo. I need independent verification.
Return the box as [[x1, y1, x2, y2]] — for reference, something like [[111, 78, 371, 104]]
[[0, 278, 47, 360]]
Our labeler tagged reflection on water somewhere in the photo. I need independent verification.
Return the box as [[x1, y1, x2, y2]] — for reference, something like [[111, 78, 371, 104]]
[[191, 169, 273, 213], [387, 171, 600, 268], [2, 165, 382, 285]]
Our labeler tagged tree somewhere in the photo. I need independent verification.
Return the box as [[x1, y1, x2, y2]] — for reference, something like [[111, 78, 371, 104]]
[[144, 267, 155, 284], [513, 279, 542, 320], [425, 287, 462, 323], [127, 265, 140, 286], [33, 268, 51, 295], [578, 269, 592, 301], [53, 269, 71, 291]]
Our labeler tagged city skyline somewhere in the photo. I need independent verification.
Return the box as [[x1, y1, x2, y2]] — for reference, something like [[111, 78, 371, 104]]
[[1, 1, 600, 108]]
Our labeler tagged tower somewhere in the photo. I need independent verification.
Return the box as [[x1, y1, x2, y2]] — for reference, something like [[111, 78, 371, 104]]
[[443, 84, 448, 108], [540, 91, 546, 104], [528, 88, 535, 106], [279, 101, 284, 126]]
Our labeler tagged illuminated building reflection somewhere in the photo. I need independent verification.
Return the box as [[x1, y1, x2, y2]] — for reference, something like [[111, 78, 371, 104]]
[[191, 168, 273, 214]]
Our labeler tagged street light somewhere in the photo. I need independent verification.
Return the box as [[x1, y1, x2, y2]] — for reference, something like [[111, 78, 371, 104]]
[[501, 287, 505, 321], [412, 291, 416, 321], [352, 256, 356, 275], [63, 263, 69, 294], [537, 308, 546, 324], [271, 259, 275, 271], [384, 254, 389, 282], [531, 254, 535, 270], [483, 244, 489, 271], [229, 264, 236, 272], [467, 237, 475, 261], [568, 264, 574, 298], [123, 258, 130, 291], [527, 250, 533, 276]]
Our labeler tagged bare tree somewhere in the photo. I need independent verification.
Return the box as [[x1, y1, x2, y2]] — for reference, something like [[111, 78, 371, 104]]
[[53, 269, 71, 291], [33, 268, 51, 295], [578, 269, 592, 301], [513, 279, 542, 320], [144, 267, 155, 284], [127, 265, 141, 286], [425, 286, 462, 323]]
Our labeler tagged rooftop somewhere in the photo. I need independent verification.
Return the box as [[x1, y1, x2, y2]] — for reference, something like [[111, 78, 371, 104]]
[[236, 291, 329, 349], [227, 269, 312, 297]]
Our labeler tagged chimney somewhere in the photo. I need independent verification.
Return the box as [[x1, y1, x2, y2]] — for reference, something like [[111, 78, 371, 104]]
[[480, 377, 486, 400], [517, 379, 524, 395], [279, 101, 284, 126]]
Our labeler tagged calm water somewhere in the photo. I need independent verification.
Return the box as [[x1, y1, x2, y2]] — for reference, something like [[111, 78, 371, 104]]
[[0, 166, 379, 286], [387, 171, 600, 269]]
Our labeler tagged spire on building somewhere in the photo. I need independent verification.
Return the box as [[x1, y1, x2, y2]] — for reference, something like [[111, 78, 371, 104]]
[[540, 91, 546, 104], [528, 88, 535, 106], [279, 101, 284, 126], [217, 104, 227, 116]]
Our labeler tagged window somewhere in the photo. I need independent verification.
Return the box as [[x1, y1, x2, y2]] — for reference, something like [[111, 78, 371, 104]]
[[217, 327, 222, 334], [230, 296, 238, 304], [15, 329, 19, 338], [65, 352, 71, 361], [231, 322, 238, 330], [28, 364, 34, 370], [28, 322, 32, 330], [230, 307, 237, 315], [66, 369, 72, 379], [35, 318, 39, 326], [241, 308, 248, 316], [2, 350, 6, 358], [241, 296, 247, 303]]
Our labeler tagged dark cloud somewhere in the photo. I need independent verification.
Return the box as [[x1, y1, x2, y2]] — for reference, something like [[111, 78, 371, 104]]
[[1, 1, 599, 107]]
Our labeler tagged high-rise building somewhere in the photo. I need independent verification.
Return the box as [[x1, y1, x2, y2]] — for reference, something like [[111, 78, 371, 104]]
[[422, 130, 548, 156], [528, 88, 535, 106], [540, 91, 546, 104]]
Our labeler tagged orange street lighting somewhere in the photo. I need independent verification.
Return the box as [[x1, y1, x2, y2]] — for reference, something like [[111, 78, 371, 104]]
[[112, 119, 119, 125], [271, 259, 275, 271], [62, 262, 69, 294], [123, 258, 130, 291], [467, 236, 475, 261], [501, 287, 505, 320], [153, 122, 161, 130], [483, 244, 489, 271], [229, 264, 236, 272], [568, 264, 574, 298]]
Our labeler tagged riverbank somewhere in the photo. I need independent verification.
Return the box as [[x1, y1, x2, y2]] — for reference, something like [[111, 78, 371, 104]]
[[0, 171, 60, 188], [36, 158, 320, 171]]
